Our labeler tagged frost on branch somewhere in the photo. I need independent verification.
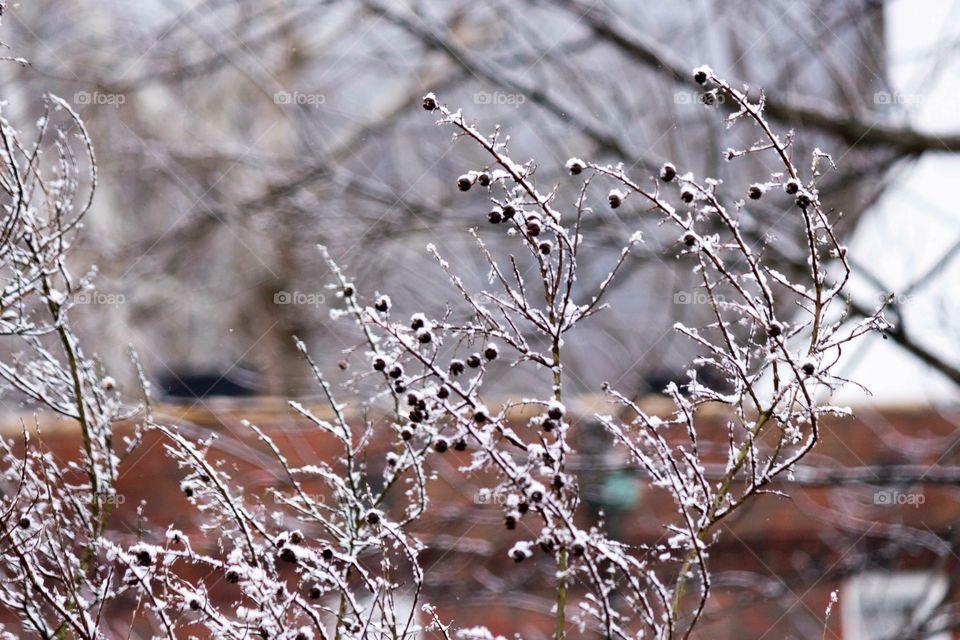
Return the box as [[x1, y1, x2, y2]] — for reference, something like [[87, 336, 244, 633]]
[[0, 62, 884, 640]]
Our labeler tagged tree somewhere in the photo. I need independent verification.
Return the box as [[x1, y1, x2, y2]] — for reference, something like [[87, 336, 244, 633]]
[[0, 12, 884, 631]]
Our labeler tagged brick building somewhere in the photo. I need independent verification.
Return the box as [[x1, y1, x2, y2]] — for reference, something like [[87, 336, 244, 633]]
[[13, 399, 960, 639]]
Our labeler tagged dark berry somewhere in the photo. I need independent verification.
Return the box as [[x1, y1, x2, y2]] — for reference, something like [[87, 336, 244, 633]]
[[801, 361, 816, 376], [401, 428, 414, 441], [136, 550, 153, 567], [501, 204, 516, 219], [437, 386, 450, 400], [693, 68, 708, 85], [477, 172, 491, 187], [422, 94, 437, 111], [530, 490, 543, 502], [189, 599, 201, 611], [375, 298, 389, 313], [526, 219, 542, 236], [767, 322, 783, 338], [226, 570, 240, 584], [681, 189, 694, 204], [309, 585, 322, 599], [608, 192, 622, 209], [342, 286, 354, 298], [279, 547, 297, 563], [411, 316, 425, 330], [512, 549, 527, 562], [449, 360, 465, 376], [488, 209, 503, 224], [539, 241, 552, 255], [457, 176, 473, 192], [505, 515, 517, 530], [542, 419, 557, 432], [18, 517, 29, 529], [366, 511, 380, 525], [373, 357, 386, 372], [417, 330, 432, 344], [566, 159, 584, 175], [321, 547, 334, 561], [453, 438, 467, 451], [572, 542, 586, 557], [748, 185, 763, 200], [407, 393, 419, 406], [474, 409, 488, 423], [683, 232, 697, 247], [484, 346, 498, 361], [466, 354, 481, 368], [660, 163, 676, 182], [290, 530, 303, 544], [547, 404, 564, 420], [433, 439, 448, 453], [784, 179, 800, 195], [518, 502, 529, 514], [795, 193, 811, 208], [388, 366, 403, 379]]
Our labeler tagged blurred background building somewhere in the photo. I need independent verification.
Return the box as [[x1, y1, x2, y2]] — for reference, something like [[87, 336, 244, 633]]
[[0, 0, 920, 397], [1, 0, 959, 638]]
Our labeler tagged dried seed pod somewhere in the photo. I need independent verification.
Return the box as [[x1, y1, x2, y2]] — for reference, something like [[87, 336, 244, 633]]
[[660, 162, 677, 182], [565, 158, 585, 175], [608, 190, 623, 209]]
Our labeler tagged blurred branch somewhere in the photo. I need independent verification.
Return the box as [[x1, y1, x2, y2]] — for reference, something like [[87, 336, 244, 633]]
[[555, 0, 960, 154]]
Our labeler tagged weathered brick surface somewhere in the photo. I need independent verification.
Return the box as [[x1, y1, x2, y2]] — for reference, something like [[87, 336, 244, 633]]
[[8, 399, 959, 638]]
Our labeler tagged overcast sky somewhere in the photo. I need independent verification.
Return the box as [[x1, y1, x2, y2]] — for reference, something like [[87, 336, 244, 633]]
[[837, 0, 960, 406]]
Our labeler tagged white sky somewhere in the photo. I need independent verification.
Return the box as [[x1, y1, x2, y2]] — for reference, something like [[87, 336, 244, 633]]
[[835, 0, 960, 406]]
